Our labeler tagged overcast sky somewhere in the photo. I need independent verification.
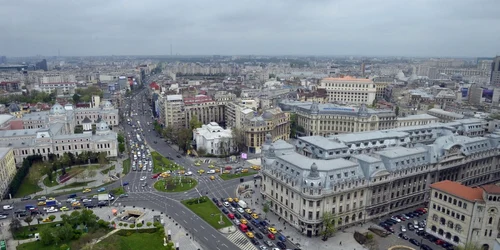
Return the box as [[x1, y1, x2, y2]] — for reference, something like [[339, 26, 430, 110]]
[[1, 0, 499, 57]]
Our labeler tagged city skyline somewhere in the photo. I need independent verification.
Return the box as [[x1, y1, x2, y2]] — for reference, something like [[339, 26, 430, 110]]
[[1, 0, 499, 57]]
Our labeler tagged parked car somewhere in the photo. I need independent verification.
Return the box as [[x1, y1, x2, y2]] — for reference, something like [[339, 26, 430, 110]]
[[409, 238, 421, 246], [398, 233, 409, 240]]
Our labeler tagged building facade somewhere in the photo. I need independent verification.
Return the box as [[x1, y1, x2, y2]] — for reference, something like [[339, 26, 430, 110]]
[[397, 114, 439, 127], [319, 76, 377, 105], [259, 118, 499, 238], [427, 108, 465, 122], [492, 56, 500, 86], [244, 108, 290, 154], [161, 94, 226, 129], [427, 181, 500, 249], [74, 100, 119, 126], [0, 148, 16, 198], [193, 122, 235, 156], [279, 101, 396, 136]]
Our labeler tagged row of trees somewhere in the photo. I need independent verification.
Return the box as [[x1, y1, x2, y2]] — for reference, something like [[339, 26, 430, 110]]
[[0, 90, 56, 105], [72, 86, 103, 104], [7, 155, 43, 198], [117, 133, 126, 154]]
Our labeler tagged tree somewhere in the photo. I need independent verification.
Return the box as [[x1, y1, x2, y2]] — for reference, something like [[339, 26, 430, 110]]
[[39, 226, 55, 245], [117, 133, 125, 144], [9, 218, 22, 233], [98, 152, 107, 167], [319, 211, 337, 240], [456, 242, 484, 250], [27, 163, 44, 186], [24, 216, 33, 229], [395, 106, 400, 117], [231, 127, 246, 153], [262, 202, 270, 219], [119, 143, 126, 154], [163, 126, 175, 141], [72, 94, 81, 104], [176, 128, 193, 153], [189, 116, 202, 130], [60, 153, 71, 167]]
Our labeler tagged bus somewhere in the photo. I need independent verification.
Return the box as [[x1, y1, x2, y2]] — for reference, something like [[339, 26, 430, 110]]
[[136, 134, 142, 142]]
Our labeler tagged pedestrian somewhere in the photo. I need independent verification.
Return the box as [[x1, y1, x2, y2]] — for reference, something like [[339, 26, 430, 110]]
[[340, 241, 342, 246]]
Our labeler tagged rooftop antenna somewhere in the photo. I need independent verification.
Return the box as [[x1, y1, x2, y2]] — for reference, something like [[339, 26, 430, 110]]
[[170, 44, 172, 56]]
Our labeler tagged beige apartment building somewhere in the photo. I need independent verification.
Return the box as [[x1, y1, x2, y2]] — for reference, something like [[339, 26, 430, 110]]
[[320, 76, 377, 105], [279, 101, 396, 136], [0, 147, 16, 198], [427, 181, 500, 249], [161, 94, 226, 129], [396, 114, 439, 127], [243, 108, 290, 154]]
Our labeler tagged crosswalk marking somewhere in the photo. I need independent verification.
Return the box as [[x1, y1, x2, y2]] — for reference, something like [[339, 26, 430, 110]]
[[225, 230, 258, 250]]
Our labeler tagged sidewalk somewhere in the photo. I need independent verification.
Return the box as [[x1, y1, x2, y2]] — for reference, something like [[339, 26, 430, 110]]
[[235, 180, 368, 250]]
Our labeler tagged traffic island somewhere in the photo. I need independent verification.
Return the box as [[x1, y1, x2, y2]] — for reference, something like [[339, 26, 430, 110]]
[[181, 196, 232, 229], [153, 177, 197, 192]]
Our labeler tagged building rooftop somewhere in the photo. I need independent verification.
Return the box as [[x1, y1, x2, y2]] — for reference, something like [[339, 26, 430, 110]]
[[278, 151, 359, 171], [333, 130, 408, 143], [397, 114, 438, 121], [0, 114, 14, 125], [0, 147, 11, 159], [322, 76, 372, 82], [376, 147, 428, 158], [166, 95, 183, 101], [430, 180, 484, 202], [428, 108, 464, 119], [299, 136, 347, 150], [481, 184, 500, 195]]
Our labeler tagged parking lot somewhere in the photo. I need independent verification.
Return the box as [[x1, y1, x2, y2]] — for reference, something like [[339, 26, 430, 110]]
[[372, 206, 454, 250]]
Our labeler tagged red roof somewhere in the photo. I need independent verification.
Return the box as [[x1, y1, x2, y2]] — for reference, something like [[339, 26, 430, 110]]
[[430, 180, 484, 202], [149, 82, 160, 90], [184, 95, 213, 105]]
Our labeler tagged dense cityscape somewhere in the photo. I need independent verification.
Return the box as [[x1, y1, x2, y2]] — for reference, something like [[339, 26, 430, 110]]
[[1, 1, 500, 250]]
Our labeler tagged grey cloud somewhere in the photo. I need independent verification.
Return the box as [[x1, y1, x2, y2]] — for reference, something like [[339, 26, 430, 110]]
[[0, 0, 498, 57]]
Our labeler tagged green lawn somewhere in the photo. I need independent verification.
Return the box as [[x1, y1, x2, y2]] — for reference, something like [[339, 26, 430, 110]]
[[42, 176, 58, 188], [95, 229, 172, 250], [33, 181, 115, 200], [151, 151, 183, 173], [153, 177, 197, 192], [181, 196, 231, 229], [219, 171, 257, 180], [122, 159, 130, 174], [16, 241, 58, 250], [14, 178, 42, 198], [55, 180, 95, 190], [101, 165, 116, 175]]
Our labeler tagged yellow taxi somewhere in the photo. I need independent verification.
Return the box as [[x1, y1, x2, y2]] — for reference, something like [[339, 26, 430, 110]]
[[215, 169, 220, 173], [83, 188, 91, 193], [240, 219, 248, 225], [234, 198, 239, 203], [42, 217, 51, 223], [194, 162, 201, 166], [251, 165, 261, 170], [160, 172, 171, 178], [71, 202, 81, 207], [268, 227, 278, 234], [245, 231, 254, 238], [251, 213, 259, 219], [60, 206, 69, 211], [209, 176, 215, 180], [197, 169, 205, 174], [208, 164, 215, 169], [223, 170, 230, 174], [47, 197, 55, 201], [227, 198, 233, 202], [178, 170, 185, 175], [37, 201, 46, 206], [241, 169, 249, 173], [245, 209, 252, 214]]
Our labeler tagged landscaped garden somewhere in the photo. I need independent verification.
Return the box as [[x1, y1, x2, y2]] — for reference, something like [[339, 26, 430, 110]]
[[100, 165, 116, 175], [93, 227, 173, 250], [219, 170, 257, 180], [181, 196, 231, 229], [151, 151, 184, 173], [55, 180, 95, 190], [122, 159, 131, 174], [153, 177, 197, 192], [15, 209, 113, 250]]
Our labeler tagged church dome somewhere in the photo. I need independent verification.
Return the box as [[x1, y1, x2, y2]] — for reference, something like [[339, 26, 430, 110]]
[[8, 103, 20, 113], [96, 120, 110, 131], [102, 101, 113, 110], [262, 111, 273, 120], [49, 103, 66, 115]]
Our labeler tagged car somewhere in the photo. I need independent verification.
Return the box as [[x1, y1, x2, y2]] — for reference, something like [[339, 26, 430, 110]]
[[400, 225, 406, 232], [245, 208, 252, 214], [60, 206, 69, 211], [252, 213, 259, 219], [396, 215, 406, 221], [47, 207, 58, 213], [207, 169, 215, 174], [233, 219, 241, 225], [38, 196, 47, 201], [243, 213, 252, 220], [176, 155, 181, 158], [421, 244, 433, 250], [260, 220, 269, 227], [384, 226, 395, 233], [83, 188, 91, 193], [401, 214, 411, 220], [82, 199, 92, 203], [268, 227, 278, 234], [212, 197, 218, 203], [276, 242, 286, 249], [0, 215, 7, 219], [122, 182, 129, 186], [97, 188, 106, 192], [234, 213, 242, 219], [140, 176, 147, 181], [21, 196, 31, 201], [237, 208, 245, 213], [267, 232, 276, 240], [141, 182, 147, 187], [409, 238, 421, 246], [398, 233, 409, 240], [259, 246, 268, 250], [184, 171, 193, 176], [227, 198, 233, 202], [255, 232, 264, 239], [435, 239, 445, 245], [250, 238, 259, 245], [152, 173, 160, 179], [197, 169, 205, 174], [246, 231, 254, 238], [223, 202, 230, 207], [240, 219, 248, 224], [408, 223, 414, 231], [2, 205, 13, 210], [72, 202, 81, 207], [119, 193, 129, 198], [67, 198, 77, 203], [37, 201, 46, 206], [390, 216, 401, 222], [222, 208, 229, 214]]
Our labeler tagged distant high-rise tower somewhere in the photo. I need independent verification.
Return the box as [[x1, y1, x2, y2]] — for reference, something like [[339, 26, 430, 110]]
[[0, 56, 6, 64], [36, 59, 48, 71], [491, 56, 500, 86]]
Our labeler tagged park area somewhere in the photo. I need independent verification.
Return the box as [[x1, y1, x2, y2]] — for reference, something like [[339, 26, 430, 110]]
[[181, 196, 232, 229], [153, 177, 197, 192], [151, 151, 184, 173], [219, 170, 257, 180], [93, 228, 173, 250]]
